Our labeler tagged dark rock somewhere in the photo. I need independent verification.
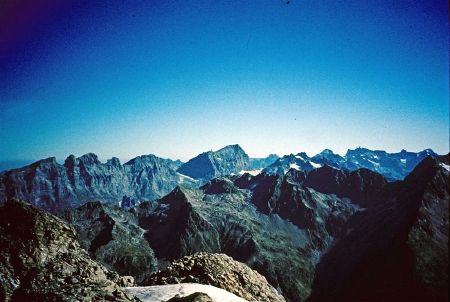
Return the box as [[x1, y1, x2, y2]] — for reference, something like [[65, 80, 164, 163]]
[[166, 292, 214, 302]]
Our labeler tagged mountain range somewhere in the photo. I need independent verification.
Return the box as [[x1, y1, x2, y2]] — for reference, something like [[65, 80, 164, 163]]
[[0, 145, 439, 211], [0, 141, 448, 302], [1, 149, 448, 301]]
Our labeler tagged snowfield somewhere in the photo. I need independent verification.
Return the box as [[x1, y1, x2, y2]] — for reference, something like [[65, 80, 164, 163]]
[[124, 284, 249, 302], [239, 169, 262, 176]]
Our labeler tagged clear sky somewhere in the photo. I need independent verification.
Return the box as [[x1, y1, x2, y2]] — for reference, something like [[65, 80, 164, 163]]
[[0, 0, 448, 162]]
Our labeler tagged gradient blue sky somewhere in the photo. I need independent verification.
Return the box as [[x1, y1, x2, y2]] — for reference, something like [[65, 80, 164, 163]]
[[0, 0, 448, 162]]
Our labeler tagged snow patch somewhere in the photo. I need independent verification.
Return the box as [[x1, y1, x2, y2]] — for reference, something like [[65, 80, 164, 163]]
[[400, 159, 406, 164], [289, 163, 300, 171], [177, 173, 196, 182], [295, 155, 305, 161], [440, 163, 450, 172], [124, 284, 249, 302], [239, 169, 262, 176], [310, 162, 322, 168]]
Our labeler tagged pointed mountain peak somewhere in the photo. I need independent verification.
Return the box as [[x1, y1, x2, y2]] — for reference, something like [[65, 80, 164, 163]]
[[162, 185, 192, 204], [125, 154, 159, 166], [216, 144, 247, 155], [296, 152, 310, 160], [64, 154, 78, 167]]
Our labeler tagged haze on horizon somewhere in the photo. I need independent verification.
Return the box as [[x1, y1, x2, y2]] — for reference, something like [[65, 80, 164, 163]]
[[0, 0, 448, 163]]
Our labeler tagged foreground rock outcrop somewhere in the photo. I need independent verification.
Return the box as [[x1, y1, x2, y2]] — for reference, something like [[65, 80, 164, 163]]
[[145, 252, 285, 302], [0, 199, 138, 302]]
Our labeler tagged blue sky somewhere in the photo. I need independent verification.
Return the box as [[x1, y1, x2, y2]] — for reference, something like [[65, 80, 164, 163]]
[[0, 0, 448, 162]]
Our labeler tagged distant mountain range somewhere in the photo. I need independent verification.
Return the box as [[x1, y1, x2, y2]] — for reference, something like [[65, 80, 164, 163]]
[[263, 147, 437, 180], [0, 145, 440, 211], [0, 144, 448, 301]]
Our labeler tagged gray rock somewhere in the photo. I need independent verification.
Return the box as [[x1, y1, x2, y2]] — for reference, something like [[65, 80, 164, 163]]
[[177, 145, 250, 180]]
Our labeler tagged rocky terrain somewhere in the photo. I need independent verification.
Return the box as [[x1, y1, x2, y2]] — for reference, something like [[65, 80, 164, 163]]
[[145, 252, 285, 302], [0, 199, 138, 302]]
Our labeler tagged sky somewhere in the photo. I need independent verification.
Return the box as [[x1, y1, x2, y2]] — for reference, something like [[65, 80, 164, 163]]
[[0, 0, 448, 163]]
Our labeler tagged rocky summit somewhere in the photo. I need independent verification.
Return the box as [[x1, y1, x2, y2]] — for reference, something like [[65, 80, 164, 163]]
[[145, 252, 285, 302]]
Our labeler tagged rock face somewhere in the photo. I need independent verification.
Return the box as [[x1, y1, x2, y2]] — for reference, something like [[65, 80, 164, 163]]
[[0, 153, 196, 211], [0, 199, 137, 302], [177, 145, 250, 180], [61, 201, 158, 284], [145, 252, 285, 302], [307, 155, 449, 302]]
